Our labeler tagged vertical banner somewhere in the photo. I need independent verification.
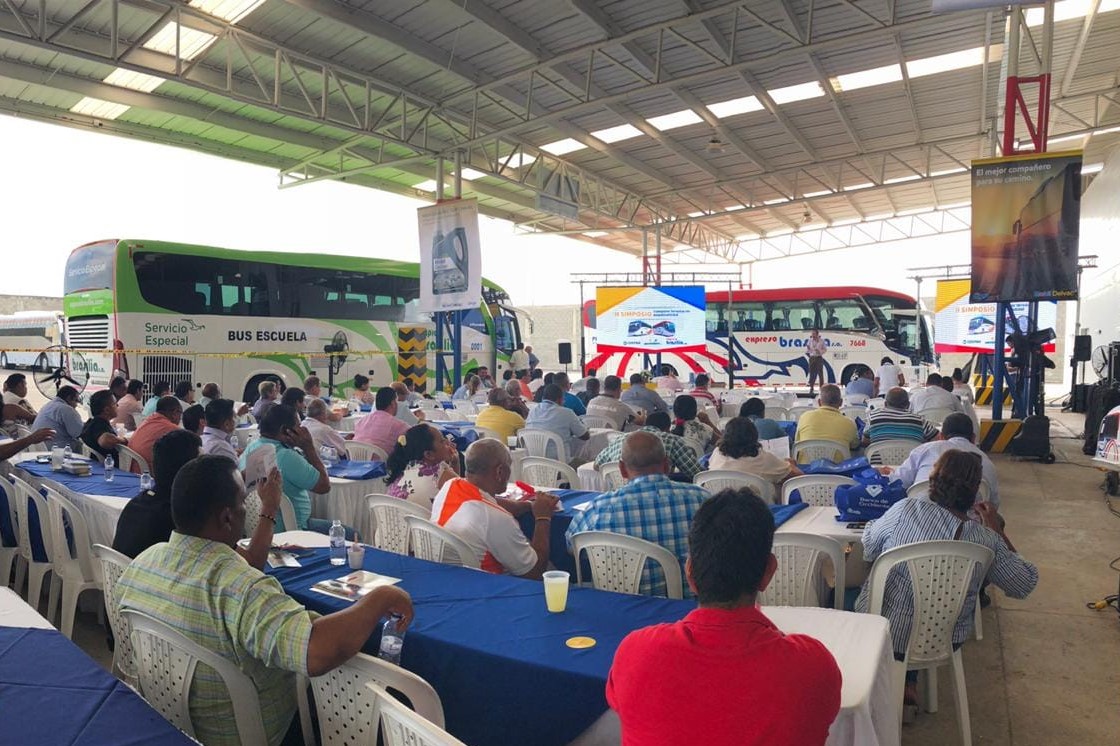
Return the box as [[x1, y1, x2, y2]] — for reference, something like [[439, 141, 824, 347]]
[[417, 198, 482, 312], [970, 151, 1082, 302], [934, 278, 1057, 354]]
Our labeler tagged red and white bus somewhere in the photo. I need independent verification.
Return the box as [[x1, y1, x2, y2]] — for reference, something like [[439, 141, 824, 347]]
[[582, 286, 935, 388]]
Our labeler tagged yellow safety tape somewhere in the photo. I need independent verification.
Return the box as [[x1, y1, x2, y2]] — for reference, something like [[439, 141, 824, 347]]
[[0, 347, 407, 358]]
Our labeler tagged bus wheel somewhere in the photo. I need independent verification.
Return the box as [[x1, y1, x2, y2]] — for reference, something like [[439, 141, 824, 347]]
[[839, 364, 861, 387], [243, 374, 284, 405]]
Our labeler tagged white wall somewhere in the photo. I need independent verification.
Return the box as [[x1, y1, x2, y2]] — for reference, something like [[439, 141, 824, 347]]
[[1075, 144, 1120, 381]]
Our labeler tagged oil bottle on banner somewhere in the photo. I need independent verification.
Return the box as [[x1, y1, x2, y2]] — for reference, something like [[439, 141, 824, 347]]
[[432, 227, 469, 295]]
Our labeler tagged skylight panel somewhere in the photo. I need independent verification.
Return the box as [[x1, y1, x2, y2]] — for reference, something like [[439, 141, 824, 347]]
[[646, 109, 703, 131], [143, 22, 218, 60], [906, 47, 988, 79], [458, 168, 487, 180], [69, 97, 130, 120], [583, 231, 609, 237], [843, 182, 874, 191], [1048, 132, 1087, 145], [413, 180, 440, 192], [590, 123, 644, 144], [884, 174, 922, 184], [803, 189, 832, 198], [832, 64, 903, 92], [707, 95, 763, 119], [767, 81, 825, 105], [189, 0, 266, 23], [763, 197, 789, 205], [540, 138, 586, 156], [724, 204, 745, 211], [102, 68, 165, 93]]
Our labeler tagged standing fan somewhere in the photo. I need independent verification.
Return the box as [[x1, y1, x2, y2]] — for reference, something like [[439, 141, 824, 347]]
[[32, 345, 90, 398], [323, 331, 350, 399]]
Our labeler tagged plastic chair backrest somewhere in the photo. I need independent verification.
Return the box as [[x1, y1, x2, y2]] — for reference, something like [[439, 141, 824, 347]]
[[92, 543, 137, 682], [404, 516, 479, 569], [423, 407, 450, 422], [417, 399, 443, 410], [472, 426, 503, 441], [519, 457, 580, 489], [452, 401, 477, 416], [844, 394, 869, 406], [366, 682, 467, 746], [581, 415, 615, 430], [760, 532, 846, 609], [599, 462, 626, 490], [791, 439, 851, 464], [918, 407, 955, 427], [517, 428, 566, 461], [43, 486, 96, 584], [865, 540, 993, 665], [840, 405, 867, 421], [278, 494, 298, 533], [781, 474, 857, 507], [367, 495, 429, 555], [77, 441, 104, 463], [570, 530, 683, 599], [122, 609, 268, 743], [348, 442, 389, 462], [0, 476, 18, 550], [117, 445, 150, 474], [300, 652, 446, 746], [693, 469, 776, 503], [243, 489, 262, 537], [13, 476, 52, 564], [15, 426, 46, 452], [432, 391, 451, 402], [786, 408, 808, 424], [865, 439, 919, 466]]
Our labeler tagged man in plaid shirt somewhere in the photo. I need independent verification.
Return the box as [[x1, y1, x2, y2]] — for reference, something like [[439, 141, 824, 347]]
[[567, 431, 709, 597], [593, 411, 703, 480]]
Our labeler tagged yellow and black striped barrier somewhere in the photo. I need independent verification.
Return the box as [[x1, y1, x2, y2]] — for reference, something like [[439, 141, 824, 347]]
[[396, 326, 428, 392], [978, 419, 1022, 452], [974, 386, 1012, 406]]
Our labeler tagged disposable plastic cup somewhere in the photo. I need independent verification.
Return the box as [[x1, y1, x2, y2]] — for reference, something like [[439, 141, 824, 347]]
[[543, 571, 570, 613], [347, 546, 366, 570]]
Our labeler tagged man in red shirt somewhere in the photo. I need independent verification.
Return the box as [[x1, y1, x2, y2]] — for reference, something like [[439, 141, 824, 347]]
[[687, 373, 718, 406], [606, 488, 841, 746], [127, 396, 183, 469]]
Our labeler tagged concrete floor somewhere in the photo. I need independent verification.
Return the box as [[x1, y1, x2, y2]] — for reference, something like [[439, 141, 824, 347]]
[[20, 400, 1120, 745]]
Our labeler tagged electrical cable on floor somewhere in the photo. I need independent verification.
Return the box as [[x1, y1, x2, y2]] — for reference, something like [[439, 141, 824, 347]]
[[1086, 594, 1118, 612]]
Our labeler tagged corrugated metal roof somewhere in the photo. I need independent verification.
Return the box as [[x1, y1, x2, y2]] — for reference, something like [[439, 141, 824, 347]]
[[0, 0, 1115, 264]]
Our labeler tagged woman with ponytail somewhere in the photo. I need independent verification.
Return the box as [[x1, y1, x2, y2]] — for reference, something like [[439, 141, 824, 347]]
[[670, 394, 720, 455], [385, 424, 460, 509]]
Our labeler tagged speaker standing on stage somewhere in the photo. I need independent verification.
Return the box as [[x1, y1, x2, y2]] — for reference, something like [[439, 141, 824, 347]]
[[806, 329, 827, 395]]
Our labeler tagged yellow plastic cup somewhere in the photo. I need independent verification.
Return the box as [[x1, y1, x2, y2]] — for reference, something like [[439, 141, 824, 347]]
[[543, 570, 570, 612]]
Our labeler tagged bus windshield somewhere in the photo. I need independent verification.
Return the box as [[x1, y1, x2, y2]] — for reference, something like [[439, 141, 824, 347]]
[[64, 241, 116, 294]]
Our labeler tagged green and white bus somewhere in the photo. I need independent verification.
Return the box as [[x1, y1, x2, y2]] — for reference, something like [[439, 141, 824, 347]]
[[63, 239, 523, 401]]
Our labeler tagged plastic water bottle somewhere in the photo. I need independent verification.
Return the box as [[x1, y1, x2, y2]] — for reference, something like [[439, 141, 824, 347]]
[[329, 520, 346, 566], [63, 445, 72, 461], [378, 614, 404, 665], [140, 471, 154, 491], [104, 454, 115, 482]]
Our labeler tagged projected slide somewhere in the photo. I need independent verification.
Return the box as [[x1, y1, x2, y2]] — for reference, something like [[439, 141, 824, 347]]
[[596, 286, 706, 352], [935, 278, 1057, 354]]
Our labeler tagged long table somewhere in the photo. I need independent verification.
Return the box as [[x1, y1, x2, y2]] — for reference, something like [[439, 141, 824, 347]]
[[272, 535, 898, 746], [0, 587, 196, 745]]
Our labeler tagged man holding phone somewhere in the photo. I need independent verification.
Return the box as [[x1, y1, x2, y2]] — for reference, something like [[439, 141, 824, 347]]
[[239, 404, 332, 534]]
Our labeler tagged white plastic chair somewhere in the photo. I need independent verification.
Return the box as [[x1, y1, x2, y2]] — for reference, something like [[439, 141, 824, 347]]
[[570, 530, 683, 599], [367, 495, 429, 555], [519, 457, 581, 489], [432, 391, 452, 403], [10, 475, 53, 612], [693, 469, 776, 503], [278, 493, 298, 533], [865, 540, 994, 745], [43, 486, 100, 638], [243, 489, 262, 538], [0, 477, 19, 588], [517, 428, 567, 461], [840, 405, 867, 421], [865, 439, 919, 466], [767, 406, 791, 422], [365, 682, 467, 746], [92, 543, 137, 685], [472, 426, 503, 441], [116, 444, 150, 474], [760, 532, 846, 610], [781, 474, 857, 507], [348, 442, 389, 462], [423, 407, 450, 422], [417, 399, 443, 411], [581, 415, 616, 430], [15, 425, 47, 453], [598, 462, 626, 490], [791, 439, 851, 464], [786, 408, 810, 424], [123, 609, 268, 744], [297, 653, 447, 746], [77, 440, 104, 463], [844, 394, 870, 406], [405, 516, 480, 569], [919, 407, 956, 427], [452, 400, 477, 417]]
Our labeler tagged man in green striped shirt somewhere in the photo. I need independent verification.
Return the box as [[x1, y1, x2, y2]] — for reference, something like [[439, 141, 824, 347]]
[[118, 455, 413, 746]]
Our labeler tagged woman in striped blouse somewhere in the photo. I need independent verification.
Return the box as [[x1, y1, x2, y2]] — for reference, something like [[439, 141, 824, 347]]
[[855, 449, 1038, 715]]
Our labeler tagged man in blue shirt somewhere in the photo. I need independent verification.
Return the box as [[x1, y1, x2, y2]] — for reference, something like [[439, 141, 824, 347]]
[[31, 385, 84, 451], [239, 404, 332, 533], [141, 380, 171, 417], [845, 367, 875, 398], [552, 372, 586, 416], [566, 431, 709, 597], [620, 373, 669, 415], [524, 384, 589, 462]]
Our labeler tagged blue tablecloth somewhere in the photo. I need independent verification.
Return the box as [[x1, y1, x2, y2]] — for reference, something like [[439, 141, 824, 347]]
[[326, 460, 386, 480], [432, 422, 479, 453], [17, 459, 142, 498], [273, 547, 694, 746], [514, 489, 600, 574], [0, 626, 195, 745]]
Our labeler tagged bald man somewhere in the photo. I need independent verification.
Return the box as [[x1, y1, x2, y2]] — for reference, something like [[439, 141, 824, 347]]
[[565, 431, 709, 597], [430, 438, 558, 579], [390, 381, 425, 426]]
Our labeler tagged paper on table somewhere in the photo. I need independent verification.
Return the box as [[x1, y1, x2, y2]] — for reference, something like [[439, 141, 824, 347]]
[[311, 570, 401, 602], [267, 551, 302, 568], [760, 436, 791, 460], [243, 443, 277, 487], [570, 501, 593, 512]]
